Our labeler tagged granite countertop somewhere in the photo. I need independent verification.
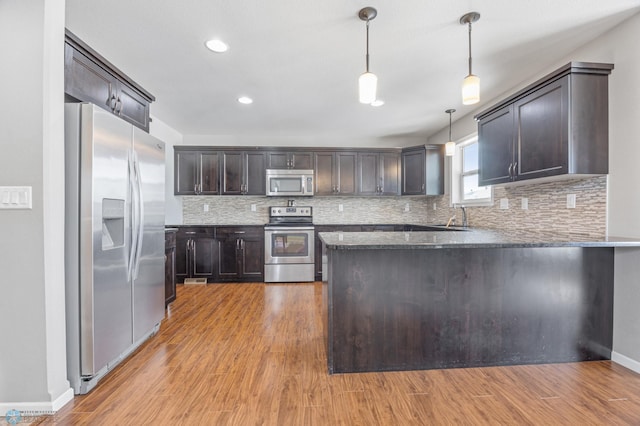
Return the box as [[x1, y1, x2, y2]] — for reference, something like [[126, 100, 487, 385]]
[[319, 228, 640, 249]]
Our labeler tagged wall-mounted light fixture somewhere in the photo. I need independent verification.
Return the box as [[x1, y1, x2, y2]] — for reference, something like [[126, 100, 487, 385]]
[[445, 109, 456, 156], [358, 7, 378, 104], [460, 12, 480, 105]]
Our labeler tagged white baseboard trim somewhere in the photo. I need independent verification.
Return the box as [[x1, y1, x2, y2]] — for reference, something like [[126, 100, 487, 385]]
[[611, 351, 640, 374], [1, 387, 74, 417]]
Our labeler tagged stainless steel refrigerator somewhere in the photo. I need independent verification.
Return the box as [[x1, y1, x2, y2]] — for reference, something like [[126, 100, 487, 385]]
[[64, 103, 165, 394]]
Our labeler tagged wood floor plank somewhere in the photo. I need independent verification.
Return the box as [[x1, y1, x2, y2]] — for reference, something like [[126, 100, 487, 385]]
[[42, 283, 640, 425]]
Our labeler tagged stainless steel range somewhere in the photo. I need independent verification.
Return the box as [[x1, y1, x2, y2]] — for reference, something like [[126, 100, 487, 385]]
[[264, 206, 315, 282]]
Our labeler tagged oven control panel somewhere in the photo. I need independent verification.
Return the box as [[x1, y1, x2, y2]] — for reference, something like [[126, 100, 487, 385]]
[[270, 206, 312, 217]]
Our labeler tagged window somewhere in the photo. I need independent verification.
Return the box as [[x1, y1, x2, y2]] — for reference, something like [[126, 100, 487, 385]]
[[450, 135, 492, 206]]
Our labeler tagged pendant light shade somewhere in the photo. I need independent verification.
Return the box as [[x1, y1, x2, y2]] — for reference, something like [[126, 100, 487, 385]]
[[358, 7, 378, 104], [462, 74, 480, 105], [460, 12, 481, 105], [445, 109, 456, 156], [359, 72, 378, 104]]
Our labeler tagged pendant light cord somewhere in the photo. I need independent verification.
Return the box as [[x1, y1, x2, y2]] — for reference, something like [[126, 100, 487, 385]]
[[365, 19, 371, 72], [467, 22, 473, 75], [448, 112, 453, 140]]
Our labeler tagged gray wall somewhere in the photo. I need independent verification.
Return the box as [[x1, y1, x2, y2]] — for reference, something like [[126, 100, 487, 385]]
[[0, 0, 72, 414]]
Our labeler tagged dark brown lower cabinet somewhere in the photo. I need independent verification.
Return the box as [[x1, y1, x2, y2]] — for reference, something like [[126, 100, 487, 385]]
[[165, 230, 177, 306], [216, 226, 264, 282], [175, 227, 217, 283]]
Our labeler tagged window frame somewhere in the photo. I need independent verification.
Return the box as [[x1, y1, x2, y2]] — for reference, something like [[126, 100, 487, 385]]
[[449, 134, 493, 207]]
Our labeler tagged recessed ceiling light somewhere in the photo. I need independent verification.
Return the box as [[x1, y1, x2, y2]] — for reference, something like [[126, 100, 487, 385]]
[[205, 39, 229, 53], [371, 99, 385, 107], [237, 96, 253, 104]]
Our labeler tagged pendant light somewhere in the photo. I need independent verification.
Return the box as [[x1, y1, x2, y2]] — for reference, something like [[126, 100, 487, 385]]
[[460, 12, 480, 105], [358, 7, 378, 104], [445, 109, 456, 156]]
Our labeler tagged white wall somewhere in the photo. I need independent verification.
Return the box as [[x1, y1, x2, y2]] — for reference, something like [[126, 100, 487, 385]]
[[150, 115, 183, 224], [0, 0, 73, 415]]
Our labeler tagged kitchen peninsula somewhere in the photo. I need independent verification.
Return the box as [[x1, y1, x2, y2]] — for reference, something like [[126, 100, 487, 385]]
[[320, 229, 640, 374]]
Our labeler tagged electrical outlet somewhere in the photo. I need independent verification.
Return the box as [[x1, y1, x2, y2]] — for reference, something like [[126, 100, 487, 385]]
[[433, 203, 437, 211], [404, 203, 410, 212], [521, 198, 528, 210], [567, 194, 576, 209], [338, 204, 343, 212], [203, 204, 209, 212], [251, 204, 257, 212], [499, 198, 509, 210]]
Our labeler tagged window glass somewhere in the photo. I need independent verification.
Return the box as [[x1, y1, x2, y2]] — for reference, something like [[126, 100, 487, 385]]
[[463, 142, 478, 173]]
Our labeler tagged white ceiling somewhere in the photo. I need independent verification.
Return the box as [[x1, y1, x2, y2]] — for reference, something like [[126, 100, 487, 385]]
[[65, 0, 640, 145]]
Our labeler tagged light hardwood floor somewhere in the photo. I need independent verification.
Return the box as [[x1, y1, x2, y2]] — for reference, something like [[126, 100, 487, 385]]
[[42, 283, 640, 425]]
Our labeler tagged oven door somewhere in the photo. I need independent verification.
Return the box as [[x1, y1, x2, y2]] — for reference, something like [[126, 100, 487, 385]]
[[264, 226, 315, 265]]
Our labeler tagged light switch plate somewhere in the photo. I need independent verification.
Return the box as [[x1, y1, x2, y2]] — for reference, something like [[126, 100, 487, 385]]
[[521, 198, 528, 210], [567, 194, 576, 209], [338, 204, 343, 212], [499, 198, 509, 210], [251, 204, 257, 212], [0, 186, 32, 209]]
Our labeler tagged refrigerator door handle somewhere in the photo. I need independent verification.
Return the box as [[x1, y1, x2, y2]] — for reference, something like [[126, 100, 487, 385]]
[[127, 152, 137, 282], [132, 151, 145, 280]]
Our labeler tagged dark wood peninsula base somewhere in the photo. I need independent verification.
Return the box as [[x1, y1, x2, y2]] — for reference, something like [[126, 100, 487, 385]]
[[323, 242, 615, 374]]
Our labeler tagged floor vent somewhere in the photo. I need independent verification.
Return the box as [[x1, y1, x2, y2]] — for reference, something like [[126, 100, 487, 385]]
[[184, 278, 207, 285]]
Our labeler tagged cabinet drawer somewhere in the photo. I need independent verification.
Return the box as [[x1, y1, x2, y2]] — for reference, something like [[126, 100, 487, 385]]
[[216, 226, 263, 239], [177, 227, 215, 238]]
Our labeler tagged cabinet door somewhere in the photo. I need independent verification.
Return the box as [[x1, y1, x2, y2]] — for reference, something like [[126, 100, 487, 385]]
[[401, 149, 425, 195], [380, 152, 400, 195], [336, 152, 357, 195], [478, 105, 515, 186], [200, 152, 220, 194], [64, 43, 114, 113], [192, 237, 217, 280], [314, 152, 336, 195], [266, 152, 289, 169], [115, 81, 150, 132], [245, 152, 266, 195], [175, 235, 190, 283], [515, 77, 568, 180], [221, 151, 243, 195], [291, 152, 313, 170], [217, 237, 240, 280], [175, 150, 198, 195], [357, 153, 380, 195], [240, 236, 264, 279], [165, 244, 176, 306]]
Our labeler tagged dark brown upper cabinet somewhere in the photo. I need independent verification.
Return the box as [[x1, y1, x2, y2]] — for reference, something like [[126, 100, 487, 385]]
[[314, 151, 357, 196], [267, 151, 313, 170], [221, 151, 266, 195], [476, 62, 613, 186], [64, 29, 154, 132], [401, 145, 444, 196], [174, 149, 220, 195], [357, 151, 400, 196]]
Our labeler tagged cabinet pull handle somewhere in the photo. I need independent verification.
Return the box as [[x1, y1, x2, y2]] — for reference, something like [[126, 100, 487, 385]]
[[109, 91, 117, 111], [115, 96, 122, 115], [508, 163, 513, 179], [241, 239, 245, 250], [185, 231, 196, 235], [234, 231, 246, 234], [421, 183, 425, 191], [512, 162, 518, 179]]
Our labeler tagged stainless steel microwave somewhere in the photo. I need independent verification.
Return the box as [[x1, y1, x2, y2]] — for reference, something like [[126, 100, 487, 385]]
[[265, 169, 314, 196]]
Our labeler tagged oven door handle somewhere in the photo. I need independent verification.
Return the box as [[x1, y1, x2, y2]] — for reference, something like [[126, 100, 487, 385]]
[[265, 226, 315, 231]]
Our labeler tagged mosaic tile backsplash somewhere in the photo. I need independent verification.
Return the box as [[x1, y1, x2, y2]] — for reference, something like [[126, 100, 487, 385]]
[[182, 176, 607, 237]]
